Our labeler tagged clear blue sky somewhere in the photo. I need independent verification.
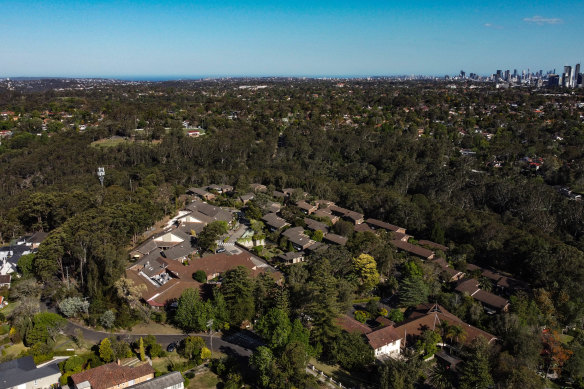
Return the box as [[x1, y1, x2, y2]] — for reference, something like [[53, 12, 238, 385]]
[[1, 0, 583, 78]]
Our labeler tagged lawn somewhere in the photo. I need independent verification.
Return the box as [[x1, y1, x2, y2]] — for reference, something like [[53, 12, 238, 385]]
[[1, 342, 28, 359], [90, 137, 129, 148], [188, 370, 221, 389], [309, 358, 374, 388], [127, 322, 183, 335]]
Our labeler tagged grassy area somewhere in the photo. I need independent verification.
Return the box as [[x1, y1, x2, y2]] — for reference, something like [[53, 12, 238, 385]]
[[127, 322, 183, 335], [188, 370, 221, 389], [309, 358, 374, 388], [152, 354, 190, 374], [1, 342, 28, 359], [90, 137, 129, 148]]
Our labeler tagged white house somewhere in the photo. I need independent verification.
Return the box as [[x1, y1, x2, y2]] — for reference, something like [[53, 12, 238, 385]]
[[366, 325, 402, 360]]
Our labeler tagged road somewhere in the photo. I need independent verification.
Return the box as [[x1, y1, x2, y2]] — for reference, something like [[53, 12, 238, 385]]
[[62, 320, 252, 358]]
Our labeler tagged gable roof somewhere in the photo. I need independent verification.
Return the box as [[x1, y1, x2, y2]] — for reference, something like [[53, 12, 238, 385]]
[[281, 227, 315, 249], [0, 356, 61, 389], [418, 240, 448, 251], [71, 362, 155, 389], [366, 325, 402, 349], [262, 213, 289, 229], [366, 218, 406, 233], [335, 314, 373, 335], [323, 233, 348, 246], [185, 201, 232, 222], [304, 218, 329, 233], [390, 240, 434, 259], [397, 303, 497, 345], [127, 371, 183, 389]]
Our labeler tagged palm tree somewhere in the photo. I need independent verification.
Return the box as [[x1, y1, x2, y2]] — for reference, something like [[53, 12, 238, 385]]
[[450, 325, 467, 347], [428, 362, 456, 389]]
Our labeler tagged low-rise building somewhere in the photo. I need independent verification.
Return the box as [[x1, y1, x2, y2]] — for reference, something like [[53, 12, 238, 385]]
[[71, 361, 155, 389], [0, 356, 61, 389]]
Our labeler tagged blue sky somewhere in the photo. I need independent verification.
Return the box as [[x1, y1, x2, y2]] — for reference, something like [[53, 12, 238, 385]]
[[1, 0, 582, 78]]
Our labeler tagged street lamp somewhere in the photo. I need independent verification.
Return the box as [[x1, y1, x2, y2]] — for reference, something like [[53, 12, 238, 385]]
[[207, 319, 214, 355]]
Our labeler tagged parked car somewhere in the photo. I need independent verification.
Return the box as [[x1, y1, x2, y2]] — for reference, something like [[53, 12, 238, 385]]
[[216, 247, 226, 253], [166, 342, 177, 352]]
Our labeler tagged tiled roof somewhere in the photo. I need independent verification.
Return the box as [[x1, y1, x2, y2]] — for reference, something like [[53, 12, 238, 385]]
[[366, 218, 405, 233], [398, 303, 496, 346], [366, 325, 402, 349], [262, 213, 289, 229], [323, 233, 348, 246], [390, 240, 434, 259], [335, 314, 373, 335], [418, 240, 448, 251], [71, 362, 155, 389], [455, 278, 480, 295]]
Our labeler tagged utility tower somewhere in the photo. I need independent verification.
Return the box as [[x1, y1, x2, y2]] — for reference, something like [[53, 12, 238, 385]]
[[97, 167, 105, 187]]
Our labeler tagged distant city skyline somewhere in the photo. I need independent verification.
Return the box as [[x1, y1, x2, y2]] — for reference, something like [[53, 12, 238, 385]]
[[2, 0, 583, 78]]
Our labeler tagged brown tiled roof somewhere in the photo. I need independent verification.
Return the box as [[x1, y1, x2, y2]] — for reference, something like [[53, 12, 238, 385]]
[[366, 218, 406, 233], [335, 315, 373, 335], [465, 263, 482, 272], [455, 278, 480, 295], [262, 213, 289, 229], [304, 218, 329, 233], [473, 290, 510, 310], [496, 276, 529, 291], [418, 240, 448, 251], [354, 223, 374, 233], [0, 275, 11, 284], [163, 252, 263, 280], [366, 325, 402, 349], [390, 240, 434, 259], [480, 269, 502, 282], [71, 362, 155, 389], [397, 303, 496, 346], [323, 233, 348, 246], [375, 316, 395, 327], [296, 201, 317, 213]]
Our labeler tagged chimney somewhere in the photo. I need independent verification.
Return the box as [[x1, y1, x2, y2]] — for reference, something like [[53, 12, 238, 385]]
[[117, 358, 121, 365]]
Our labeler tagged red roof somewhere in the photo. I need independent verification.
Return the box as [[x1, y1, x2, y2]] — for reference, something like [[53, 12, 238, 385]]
[[71, 362, 155, 389], [366, 325, 402, 349], [335, 315, 372, 335]]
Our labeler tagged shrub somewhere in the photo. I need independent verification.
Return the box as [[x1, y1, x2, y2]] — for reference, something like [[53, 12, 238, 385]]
[[354, 310, 370, 323], [99, 310, 115, 329], [193, 270, 207, 283], [58, 297, 90, 318]]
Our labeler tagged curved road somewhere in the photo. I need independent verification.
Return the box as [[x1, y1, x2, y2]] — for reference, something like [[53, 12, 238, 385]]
[[63, 320, 251, 358]]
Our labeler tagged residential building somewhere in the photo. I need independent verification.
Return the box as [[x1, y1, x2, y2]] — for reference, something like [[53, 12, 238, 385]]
[[0, 356, 61, 389], [127, 371, 183, 389], [71, 361, 155, 389]]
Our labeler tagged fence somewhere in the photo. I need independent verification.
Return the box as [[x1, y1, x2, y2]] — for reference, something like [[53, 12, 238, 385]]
[[307, 363, 355, 389]]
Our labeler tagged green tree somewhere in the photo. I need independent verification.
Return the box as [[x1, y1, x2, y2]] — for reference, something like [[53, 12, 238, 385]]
[[255, 308, 292, 350], [353, 253, 380, 294], [399, 276, 429, 307], [198, 221, 229, 252], [193, 270, 207, 283], [17, 253, 35, 277], [175, 288, 212, 332], [221, 266, 255, 326], [312, 229, 324, 242], [250, 346, 275, 388], [459, 338, 494, 389], [179, 336, 206, 363], [100, 310, 116, 329], [139, 337, 146, 361], [415, 330, 442, 357], [332, 331, 374, 370], [24, 312, 66, 346], [99, 338, 114, 362], [58, 297, 89, 318], [428, 362, 456, 389]]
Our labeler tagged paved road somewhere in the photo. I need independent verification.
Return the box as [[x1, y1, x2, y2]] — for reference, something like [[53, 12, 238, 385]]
[[63, 320, 251, 357]]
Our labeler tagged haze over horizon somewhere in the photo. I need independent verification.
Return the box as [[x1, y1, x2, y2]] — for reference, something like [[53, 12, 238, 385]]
[[2, 0, 583, 78]]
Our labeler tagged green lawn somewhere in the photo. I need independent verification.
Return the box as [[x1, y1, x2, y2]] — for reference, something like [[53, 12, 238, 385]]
[[309, 358, 374, 388], [188, 370, 221, 389], [90, 137, 129, 148], [1, 342, 28, 359]]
